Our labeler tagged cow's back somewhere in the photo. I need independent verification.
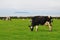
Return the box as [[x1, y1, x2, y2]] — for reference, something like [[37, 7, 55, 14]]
[[31, 16, 48, 26]]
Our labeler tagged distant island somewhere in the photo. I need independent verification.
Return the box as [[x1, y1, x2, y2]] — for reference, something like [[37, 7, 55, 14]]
[[15, 12, 29, 13]]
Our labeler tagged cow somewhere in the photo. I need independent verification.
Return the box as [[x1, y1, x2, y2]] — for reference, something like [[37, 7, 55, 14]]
[[29, 16, 53, 32], [5, 16, 11, 21]]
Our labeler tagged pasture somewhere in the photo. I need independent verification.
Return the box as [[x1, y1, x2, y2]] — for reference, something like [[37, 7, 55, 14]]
[[0, 19, 60, 40]]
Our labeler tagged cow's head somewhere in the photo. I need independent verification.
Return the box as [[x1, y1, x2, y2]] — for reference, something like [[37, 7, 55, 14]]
[[29, 25, 34, 31]]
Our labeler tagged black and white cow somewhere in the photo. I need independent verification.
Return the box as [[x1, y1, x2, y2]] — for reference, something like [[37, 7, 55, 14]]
[[29, 16, 53, 31]]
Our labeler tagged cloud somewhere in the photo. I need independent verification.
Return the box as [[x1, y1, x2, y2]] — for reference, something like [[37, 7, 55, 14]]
[[0, 0, 60, 10]]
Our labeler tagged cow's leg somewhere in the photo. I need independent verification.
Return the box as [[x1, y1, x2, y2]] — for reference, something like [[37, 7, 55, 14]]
[[49, 23, 52, 31], [49, 25, 52, 31], [35, 25, 38, 31], [47, 22, 52, 31]]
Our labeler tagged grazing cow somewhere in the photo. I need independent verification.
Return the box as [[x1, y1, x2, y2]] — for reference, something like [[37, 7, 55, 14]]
[[6, 16, 11, 21], [29, 16, 53, 32]]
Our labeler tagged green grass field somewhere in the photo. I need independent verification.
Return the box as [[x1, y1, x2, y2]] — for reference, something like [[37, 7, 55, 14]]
[[0, 19, 60, 40]]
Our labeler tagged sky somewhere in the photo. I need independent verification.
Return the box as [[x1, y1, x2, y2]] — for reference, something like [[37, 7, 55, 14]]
[[0, 0, 60, 17]]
